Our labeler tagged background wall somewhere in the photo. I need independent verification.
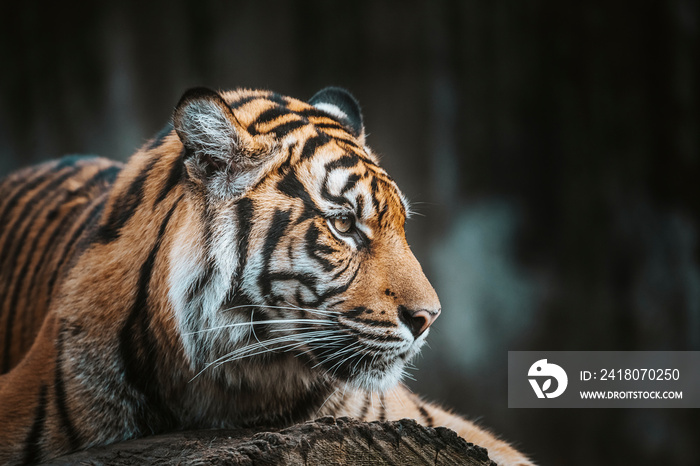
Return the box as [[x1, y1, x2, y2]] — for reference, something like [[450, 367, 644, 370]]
[[1, 1, 698, 464]]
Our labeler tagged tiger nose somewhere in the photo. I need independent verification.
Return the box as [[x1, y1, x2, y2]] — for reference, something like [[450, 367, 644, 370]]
[[399, 306, 441, 338]]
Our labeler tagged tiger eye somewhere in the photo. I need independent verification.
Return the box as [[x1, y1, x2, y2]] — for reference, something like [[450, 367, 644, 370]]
[[334, 215, 353, 234]]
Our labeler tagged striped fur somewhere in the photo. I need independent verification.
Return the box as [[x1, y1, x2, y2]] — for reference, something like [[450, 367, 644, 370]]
[[0, 87, 532, 465]]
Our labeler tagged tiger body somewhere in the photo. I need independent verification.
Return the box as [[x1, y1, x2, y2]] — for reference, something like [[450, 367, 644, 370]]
[[0, 87, 532, 465]]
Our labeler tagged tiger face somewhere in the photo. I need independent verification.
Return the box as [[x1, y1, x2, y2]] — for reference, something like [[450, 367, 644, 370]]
[[168, 87, 440, 393]]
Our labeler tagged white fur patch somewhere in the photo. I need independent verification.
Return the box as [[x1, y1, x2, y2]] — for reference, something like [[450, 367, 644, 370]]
[[168, 209, 252, 369], [168, 223, 207, 325], [313, 102, 349, 122], [326, 170, 349, 196]]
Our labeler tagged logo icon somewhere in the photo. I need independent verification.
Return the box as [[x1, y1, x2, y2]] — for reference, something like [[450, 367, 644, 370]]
[[528, 359, 568, 398]]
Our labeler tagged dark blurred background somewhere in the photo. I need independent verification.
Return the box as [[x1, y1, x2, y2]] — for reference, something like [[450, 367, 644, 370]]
[[1, 1, 698, 464]]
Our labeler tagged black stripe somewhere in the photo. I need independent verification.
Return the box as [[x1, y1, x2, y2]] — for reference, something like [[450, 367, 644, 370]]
[[0, 167, 74, 269], [331, 256, 352, 280], [304, 222, 336, 272], [22, 384, 48, 465], [378, 201, 389, 228], [344, 307, 372, 318], [310, 265, 361, 308], [298, 107, 340, 120], [266, 93, 290, 106], [90, 165, 122, 187], [300, 107, 360, 138], [355, 194, 365, 218], [416, 401, 434, 427], [320, 174, 348, 206], [370, 177, 383, 222], [228, 95, 260, 110], [339, 324, 405, 343], [0, 169, 79, 372], [266, 120, 308, 138], [1, 186, 73, 368], [343, 315, 395, 329], [378, 392, 386, 422], [3, 163, 117, 314], [9, 197, 105, 372], [258, 209, 292, 301], [0, 155, 91, 202], [23, 196, 98, 321], [313, 121, 349, 132], [96, 158, 157, 244], [0, 176, 24, 216], [228, 93, 289, 110], [250, 307, 272, 341], [234, 197, 254, 281], [356, 337, 406, 350], [44, 197, 107, 305], [277, 169, 319, 215], [299, 134, 329, 161], [340, 173, 361, 195], [358, 392, 371, 420], [274, 142, 295, 177], [153, 149, 185, 207], [0, 168, 75, 287], [186, 262, 215, 304], [0, 162, 59, 224], [325, 153, 360, 172], [247, 106, 293, 135], [148, 122, 174, 150], [285, 381, 333, 425], [330, 136, 363, 152], [54, 324, 81, 451], [118, 197, 181, 433], [266, 271, 320, 304], [219, 286, 256, 321]]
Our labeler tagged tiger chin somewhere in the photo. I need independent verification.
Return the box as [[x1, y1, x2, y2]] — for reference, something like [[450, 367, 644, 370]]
[[0, 87, 533, 465]]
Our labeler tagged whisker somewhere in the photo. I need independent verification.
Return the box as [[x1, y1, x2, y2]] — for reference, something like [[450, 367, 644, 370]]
[[190, 328, 347, 382], [221, 303, 340, 317], [269, 326, 337, 333], [211, 329, 348, 367], [351, 346, 371, 375], [291, 336, 349, 362], [217, 334, 343, 366], [312, 341, 361, 370], [189, 331, 334, 381], [184, 318, 336, 336], [316, 387, 340, 417], [283, 334, 348, 355], [321, 342, 365, 377], [316, 347, 357, 373]]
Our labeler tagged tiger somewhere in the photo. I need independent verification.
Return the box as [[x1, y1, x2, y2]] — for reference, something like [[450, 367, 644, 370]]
[[0, 86, 533, 465]]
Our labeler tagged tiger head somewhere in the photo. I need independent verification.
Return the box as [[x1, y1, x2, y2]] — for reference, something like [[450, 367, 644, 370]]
[[167, 87, 440, 392]]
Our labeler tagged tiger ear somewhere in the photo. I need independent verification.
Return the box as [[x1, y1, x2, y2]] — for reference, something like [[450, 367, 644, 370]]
[[173, 87, 240, 177], [173, 87, 271, 198], [309, 87, 365, 143]]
